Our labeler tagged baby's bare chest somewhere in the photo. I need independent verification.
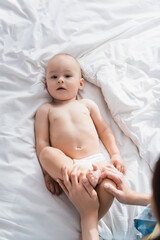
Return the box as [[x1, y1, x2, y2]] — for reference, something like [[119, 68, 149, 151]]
[[49, 103, 91, 127]]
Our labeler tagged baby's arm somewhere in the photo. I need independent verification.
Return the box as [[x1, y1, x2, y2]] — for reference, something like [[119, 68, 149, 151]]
[[83, 99, 126, 174], [35, 104, 64, 194]]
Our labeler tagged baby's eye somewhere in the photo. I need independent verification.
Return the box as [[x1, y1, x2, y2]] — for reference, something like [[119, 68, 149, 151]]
[[65, 75, 71, 78], [51, 75, 57, 79]]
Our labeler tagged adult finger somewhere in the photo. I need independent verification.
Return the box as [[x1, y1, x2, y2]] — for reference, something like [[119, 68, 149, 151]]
[[70, 165, 79, 186], [57, 179, 69, 197], [105, 164, 117, 170], [79, 171, 85, 184], [82, 178, 97, 198], [103, 164, 122, 175], [101, 170, 122, 185], [104, 183, 121, 198], [61, 166, 71, 191]]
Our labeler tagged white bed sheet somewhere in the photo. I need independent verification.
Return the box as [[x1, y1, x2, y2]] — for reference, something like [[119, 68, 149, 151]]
[[0, 0, 160, 239]]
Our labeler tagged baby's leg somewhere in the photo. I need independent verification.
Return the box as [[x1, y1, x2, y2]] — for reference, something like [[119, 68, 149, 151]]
[[39, 146, 73, 181], [96, 178, 116, 220]]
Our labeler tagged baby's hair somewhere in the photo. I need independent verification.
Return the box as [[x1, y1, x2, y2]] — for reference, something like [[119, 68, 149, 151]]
[[48, 53, 83, 78], [53, 52, 73, 58]]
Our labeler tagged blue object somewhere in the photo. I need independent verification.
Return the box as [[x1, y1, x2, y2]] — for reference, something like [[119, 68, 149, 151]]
[[134, 204, 157, 237]]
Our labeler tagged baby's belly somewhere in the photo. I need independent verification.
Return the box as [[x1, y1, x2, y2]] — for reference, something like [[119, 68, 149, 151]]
[[51, 135, 100, 159]]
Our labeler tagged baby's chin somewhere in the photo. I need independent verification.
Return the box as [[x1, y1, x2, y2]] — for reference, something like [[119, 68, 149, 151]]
[[53, 96, 77, 102]]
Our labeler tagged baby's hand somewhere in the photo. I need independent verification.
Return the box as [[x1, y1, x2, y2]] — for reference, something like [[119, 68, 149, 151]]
[[44, 173, 62, 195], [110, 154, 126, 174], [86, 164, 101, 188]]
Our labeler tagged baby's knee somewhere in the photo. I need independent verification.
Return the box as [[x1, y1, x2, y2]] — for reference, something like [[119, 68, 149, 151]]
[[97, 178, 116, 194], [39, 147, 62, 167]]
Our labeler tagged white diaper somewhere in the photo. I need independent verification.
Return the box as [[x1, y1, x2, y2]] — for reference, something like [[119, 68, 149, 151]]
[[73, 153, 106, 170]]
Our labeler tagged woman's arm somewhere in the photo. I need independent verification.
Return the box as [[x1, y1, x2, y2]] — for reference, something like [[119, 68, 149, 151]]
[[58, 165, 99, 240], [80, 216, 99, 240]]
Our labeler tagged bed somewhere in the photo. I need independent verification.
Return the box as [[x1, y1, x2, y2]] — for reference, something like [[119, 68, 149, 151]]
[[0, 0, 160, 239]]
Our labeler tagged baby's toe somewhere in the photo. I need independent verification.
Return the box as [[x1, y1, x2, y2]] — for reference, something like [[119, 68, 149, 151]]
[[88, 174, 97, 188]]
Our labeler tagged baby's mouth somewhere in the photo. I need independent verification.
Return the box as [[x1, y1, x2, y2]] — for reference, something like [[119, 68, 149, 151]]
[[57, 87, 66, 91]]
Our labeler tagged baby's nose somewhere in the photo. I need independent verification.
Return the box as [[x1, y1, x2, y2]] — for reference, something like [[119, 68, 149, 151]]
[[58, 77, 64, 83]]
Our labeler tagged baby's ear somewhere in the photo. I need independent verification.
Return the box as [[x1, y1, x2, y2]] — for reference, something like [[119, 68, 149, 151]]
[[42, 77, 47, 88], [79, 78, 84, 90], [44, 78, 47, 88]]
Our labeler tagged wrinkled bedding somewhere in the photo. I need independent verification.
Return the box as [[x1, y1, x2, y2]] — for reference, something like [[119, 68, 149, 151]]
[[0, 0, 160, 239]]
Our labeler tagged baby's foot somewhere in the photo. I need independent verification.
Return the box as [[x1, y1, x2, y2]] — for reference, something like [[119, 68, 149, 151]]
[[87, 164, 101, 188]]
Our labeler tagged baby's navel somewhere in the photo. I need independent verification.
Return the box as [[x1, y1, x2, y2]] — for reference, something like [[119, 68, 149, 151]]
[[76, 146, 82, 150]]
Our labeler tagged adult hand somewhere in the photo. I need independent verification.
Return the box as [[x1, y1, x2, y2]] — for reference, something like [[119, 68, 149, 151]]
[[100, 165, 151, 206], [57, 165, 99, 219], [100, 165, 134, 204]]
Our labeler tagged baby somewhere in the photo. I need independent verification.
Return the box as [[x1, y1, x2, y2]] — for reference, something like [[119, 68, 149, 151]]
[[35, 53, 126, 219]]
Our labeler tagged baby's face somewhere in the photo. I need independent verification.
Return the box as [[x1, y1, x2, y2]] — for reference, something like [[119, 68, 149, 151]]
[[46, 54, 84, 102]]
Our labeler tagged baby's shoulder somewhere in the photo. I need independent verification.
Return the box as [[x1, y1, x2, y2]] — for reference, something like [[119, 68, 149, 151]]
[[36, 103, 52, 115], [79, 98, 97, 109], [79, 98, 95, 105]]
